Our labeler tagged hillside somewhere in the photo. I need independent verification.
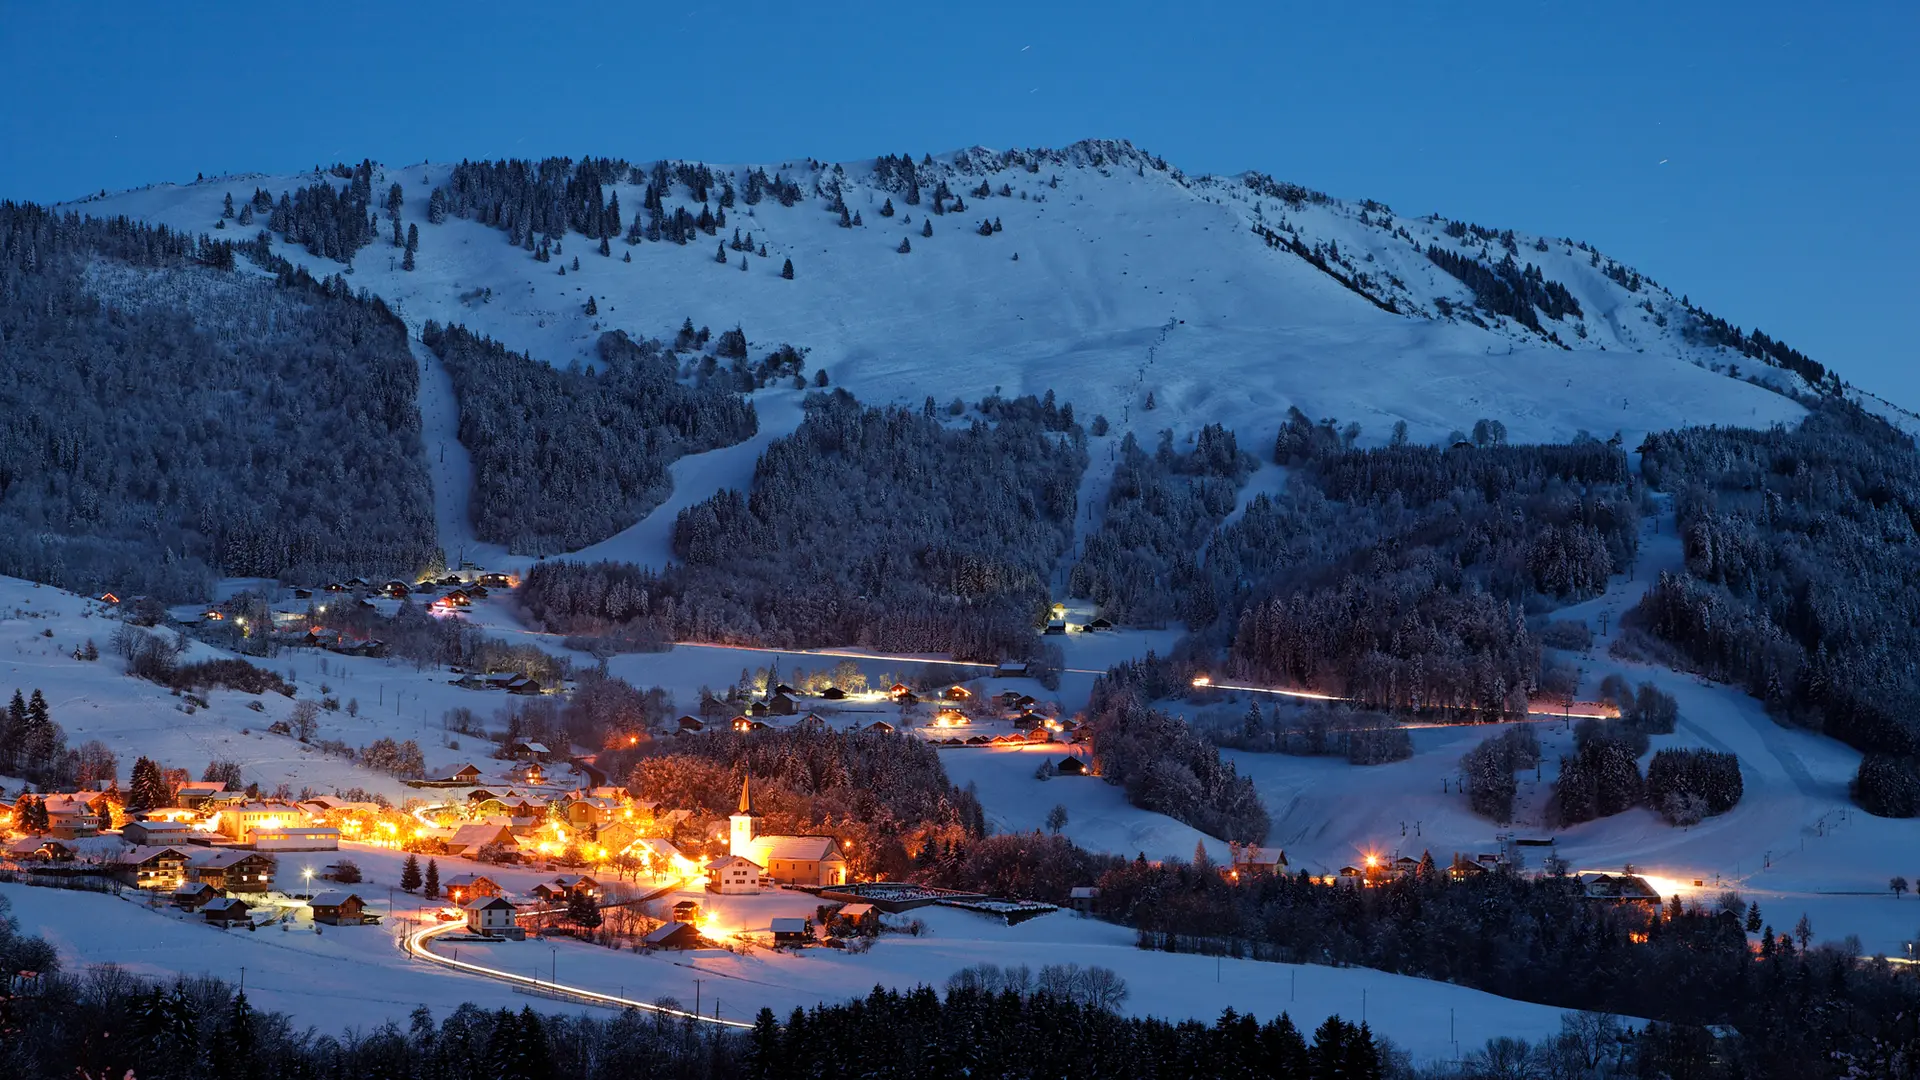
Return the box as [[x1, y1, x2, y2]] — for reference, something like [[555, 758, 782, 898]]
[[57, 140, 1826, 579]]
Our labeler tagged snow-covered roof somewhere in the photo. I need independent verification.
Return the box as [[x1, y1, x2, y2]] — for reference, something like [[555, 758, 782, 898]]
[[189, 848, 268, 868], [308, 891, 362, 907], [111, 845, 194, 865], [756, 835, 843, 862], [770, 917, 808, 933], [643, 921, 697, 945]]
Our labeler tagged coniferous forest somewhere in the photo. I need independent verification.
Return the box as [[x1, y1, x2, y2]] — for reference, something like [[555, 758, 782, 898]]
[[422, 323, 757, 553], [1631, 399, 1920, 815], [517, 389, 1085, 662], [0, 202, 436, 598], [1207, 418, 1636, 716]]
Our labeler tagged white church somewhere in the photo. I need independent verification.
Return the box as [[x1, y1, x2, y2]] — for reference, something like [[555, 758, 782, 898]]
[[706, 776, 849, 893]]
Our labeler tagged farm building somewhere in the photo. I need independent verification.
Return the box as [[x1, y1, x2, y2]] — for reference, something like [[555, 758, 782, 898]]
[[642, 921, 703, 950], [309, 892, 370, 926], [203, 897, 252, 926], [442, 874, 502, 905]]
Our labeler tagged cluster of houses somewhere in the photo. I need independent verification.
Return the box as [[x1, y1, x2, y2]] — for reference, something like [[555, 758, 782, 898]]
[[451, 672, 546, 695], [669, 682, 1084, 750], [157, 569, 523, 651], [4, 783, 345, 849]]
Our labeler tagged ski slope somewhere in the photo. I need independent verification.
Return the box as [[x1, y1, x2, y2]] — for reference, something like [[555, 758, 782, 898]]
[[67, 141, 1814, 581]]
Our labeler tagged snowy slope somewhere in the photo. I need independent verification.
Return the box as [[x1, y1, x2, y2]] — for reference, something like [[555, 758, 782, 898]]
[[1198, 491, 1920, 958], [0, 576, 579, 801], [68, 143, 1814, 558]]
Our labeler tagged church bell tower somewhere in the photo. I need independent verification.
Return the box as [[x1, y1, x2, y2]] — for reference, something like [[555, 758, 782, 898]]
[[729, 775, 759, 858]]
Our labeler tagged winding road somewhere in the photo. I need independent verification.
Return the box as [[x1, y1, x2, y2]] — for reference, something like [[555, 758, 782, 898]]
[[400, 887, 754, 1029]]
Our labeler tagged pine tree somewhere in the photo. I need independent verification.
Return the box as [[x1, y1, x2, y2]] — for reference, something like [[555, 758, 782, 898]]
[[598, 236, 610, 257], [897, 237, 911, 254], [623, 250, 631, 263], [716, 240, 728, 264], [222, 193, 235, 218], [880, 197, 895, 217], [781, 258, 794, 280], [921, 219, 933, 238], [400, 853, 422, 892], [584, 296, 597, 316], [1745, 902, 1762, 933], [127, 756, 168, 813], [406, 223, 418, 253], [424, 858, 441, 899], [402, 247, 415, 272], [570, 256, 579, 271], [566, 887, 602, 928]]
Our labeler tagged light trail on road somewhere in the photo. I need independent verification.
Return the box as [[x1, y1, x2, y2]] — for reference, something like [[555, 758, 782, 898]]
[[673, 644, 1615, 717], [402, 900, 753, 1029], [1192, 676, 1617, 721]]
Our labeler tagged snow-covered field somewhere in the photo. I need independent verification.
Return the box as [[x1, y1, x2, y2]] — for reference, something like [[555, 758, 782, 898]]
[[0, 876, 1617, 1061], [940, 744, 1227, 864], [0, 576, 598, 800], [1202, 495, 1920, 957]]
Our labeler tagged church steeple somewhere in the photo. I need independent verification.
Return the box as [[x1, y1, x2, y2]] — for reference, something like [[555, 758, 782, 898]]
[[730, 775, 759, 859]]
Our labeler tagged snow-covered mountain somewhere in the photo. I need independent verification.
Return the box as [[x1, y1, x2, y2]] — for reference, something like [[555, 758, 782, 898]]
[[67, 139, 1837, 456]]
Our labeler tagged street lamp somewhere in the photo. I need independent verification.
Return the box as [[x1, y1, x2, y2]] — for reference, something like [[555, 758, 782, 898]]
[[303, 867, 313, 894]]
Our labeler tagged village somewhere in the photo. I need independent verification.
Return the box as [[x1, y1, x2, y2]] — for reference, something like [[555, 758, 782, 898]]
[[5, 560, 1907, 1062], [6, 574, 1697, 958]]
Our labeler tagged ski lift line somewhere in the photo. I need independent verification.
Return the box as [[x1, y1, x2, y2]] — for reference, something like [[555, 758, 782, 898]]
[[404, 913, 753, 1029]]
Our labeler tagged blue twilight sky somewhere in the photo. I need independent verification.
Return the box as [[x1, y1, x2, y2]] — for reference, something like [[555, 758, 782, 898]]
[[4, 1, 1915, 408]]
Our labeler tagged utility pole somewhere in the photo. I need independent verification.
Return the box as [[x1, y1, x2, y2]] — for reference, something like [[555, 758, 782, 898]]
[[695, 978, 703, 1017]]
